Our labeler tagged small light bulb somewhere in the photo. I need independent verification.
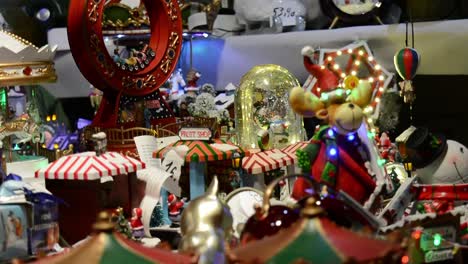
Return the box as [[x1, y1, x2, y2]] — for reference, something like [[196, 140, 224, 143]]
[[328, 129, 334, 137], [327, 56, 333, 61], [379, 75, 385, 81], [333, 64, 339, 70], [337, 50, 342, 56], [340, 73, 346, 78], [375, 97, 381, 103], [351, 70, 357, 76], [355, 61, 361, 66], [347, 134, 355, 141], [375, 64, 381, 70], [320, 65, 325, 70], [368, 56, 374, 61], [329, 148, 337, 156], [347, 48, 353, 54], [368, 77, 374, 82], [316, 87, 321, 92], [367, 118, 373, 123], [379, 87, 384, 92], [358, 50, 364, 56], [371, 128, 376, 133]]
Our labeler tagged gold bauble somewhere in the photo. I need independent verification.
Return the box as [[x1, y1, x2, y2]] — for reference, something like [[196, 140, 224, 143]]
[[235, 64, 304, 150]]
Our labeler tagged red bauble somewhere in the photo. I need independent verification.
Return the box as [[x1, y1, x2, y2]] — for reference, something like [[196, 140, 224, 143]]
[[240, 206, 300, 245], [23, 66, 32, 76]]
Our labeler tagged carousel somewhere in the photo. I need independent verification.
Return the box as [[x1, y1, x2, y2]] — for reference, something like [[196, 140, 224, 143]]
[[0, 29, 62, 185]]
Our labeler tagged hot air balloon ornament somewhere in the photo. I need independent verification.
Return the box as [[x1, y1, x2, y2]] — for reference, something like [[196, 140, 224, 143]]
[[394, 47, 421, 105]]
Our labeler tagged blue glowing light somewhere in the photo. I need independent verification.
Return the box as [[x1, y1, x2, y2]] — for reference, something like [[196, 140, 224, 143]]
[[329, 148, 337, 156], [327, 129, 334, 137], [347, 134, 355, 141]]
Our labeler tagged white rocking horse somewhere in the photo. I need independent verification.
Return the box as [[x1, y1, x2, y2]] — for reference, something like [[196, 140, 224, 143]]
[[169, 69, 186, 102]]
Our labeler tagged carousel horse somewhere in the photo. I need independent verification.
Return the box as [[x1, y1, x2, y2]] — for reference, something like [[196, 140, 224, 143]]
[[0, 117, 42, 148], [169, 69, 186, 101]]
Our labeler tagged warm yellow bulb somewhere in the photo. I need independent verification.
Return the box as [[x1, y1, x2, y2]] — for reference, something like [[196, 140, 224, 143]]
[[358, 50, 364, 56], [368, 56, 374, 61], [375, 97, 381, 103], [379, 87, 384, 92], [320, 65, 325, 70], [317, 87, 321, 92], [355, 61, 361, 66], [351, 70, 357, 76], [333, 64, 340, 70], [46, 116, 51, 122], [327, 56, 333, 61], [52, 114, 57, 121], [368, 77, 374, 82], [367, 118, 373, 123], [347, 48, 353, 54], [379, 75, 385, 81], [340, 73, 346, 78], [54, 143, 59, 149], [337, 50, 342, 56], [375, 64, 381, 70]]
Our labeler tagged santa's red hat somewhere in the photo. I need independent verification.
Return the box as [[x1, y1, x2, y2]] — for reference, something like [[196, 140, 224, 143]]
[[302, 46, 339, 95]]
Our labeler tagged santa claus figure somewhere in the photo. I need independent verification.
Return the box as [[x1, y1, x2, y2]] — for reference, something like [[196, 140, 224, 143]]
[[168, 193, 186, 221], [130, 208, 144, 240]]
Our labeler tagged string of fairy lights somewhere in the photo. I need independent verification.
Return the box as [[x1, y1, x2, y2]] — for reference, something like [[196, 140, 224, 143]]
[[307, 42, 395, 166], [399, 227, 468, 263], [310, 42, 395, 138]]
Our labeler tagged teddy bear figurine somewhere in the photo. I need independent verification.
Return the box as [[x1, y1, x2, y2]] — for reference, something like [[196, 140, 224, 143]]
[[288, 45, 377, 204]]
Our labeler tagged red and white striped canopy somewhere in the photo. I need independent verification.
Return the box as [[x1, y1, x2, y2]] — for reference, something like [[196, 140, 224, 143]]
[[35, 152, 145, 180], [281, 142, 309, 156], [242, 149, 295, 174]]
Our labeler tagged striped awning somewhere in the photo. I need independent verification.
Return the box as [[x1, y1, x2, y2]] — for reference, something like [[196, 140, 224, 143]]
[[281, 142, 310, 156], [153, 140, 248, 163], [242, 149, 295, 174], [35, 151, 145, 180]]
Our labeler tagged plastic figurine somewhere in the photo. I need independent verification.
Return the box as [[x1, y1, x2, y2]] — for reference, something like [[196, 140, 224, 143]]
[[185, 69, 201, 96], [130, 208, 145, 240], [168, 193, 186, 223]]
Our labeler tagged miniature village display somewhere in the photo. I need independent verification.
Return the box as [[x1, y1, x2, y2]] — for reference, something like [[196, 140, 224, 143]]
[[1, 1, 468, 263]]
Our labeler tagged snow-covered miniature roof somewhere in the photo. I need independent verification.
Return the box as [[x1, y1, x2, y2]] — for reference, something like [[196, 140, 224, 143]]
[[0, 30, 57, 85]]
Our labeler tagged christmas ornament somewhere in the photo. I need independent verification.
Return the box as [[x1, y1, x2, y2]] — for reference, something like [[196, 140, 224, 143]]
[[230, 197, 402, 263], [179, 176, 233, 264], [113, 207, 132, 239], [34, 211, 192, 264], [302, 41, 394, 118], [397, 126, 468, 184], [67, 0, 182, 127], [130, 208, 145, 240], [394, 47, 420, 105], [235, 64, 304, 150]]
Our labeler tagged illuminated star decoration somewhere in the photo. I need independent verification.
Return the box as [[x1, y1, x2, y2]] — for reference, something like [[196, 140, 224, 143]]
[[303, 41, 394, 123]]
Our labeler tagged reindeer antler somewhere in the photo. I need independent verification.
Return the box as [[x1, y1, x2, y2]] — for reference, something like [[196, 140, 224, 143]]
[[289, 87, 325, 117], [347, 81, 373, 108]]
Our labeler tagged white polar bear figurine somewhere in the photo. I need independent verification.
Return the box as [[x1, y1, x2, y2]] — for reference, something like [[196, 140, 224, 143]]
[[234, 0, 307, 33]]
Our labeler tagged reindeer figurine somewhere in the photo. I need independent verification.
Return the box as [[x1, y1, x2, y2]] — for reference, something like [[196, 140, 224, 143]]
[[289, 46, 377, 204], [179, 176, 233, 264]]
